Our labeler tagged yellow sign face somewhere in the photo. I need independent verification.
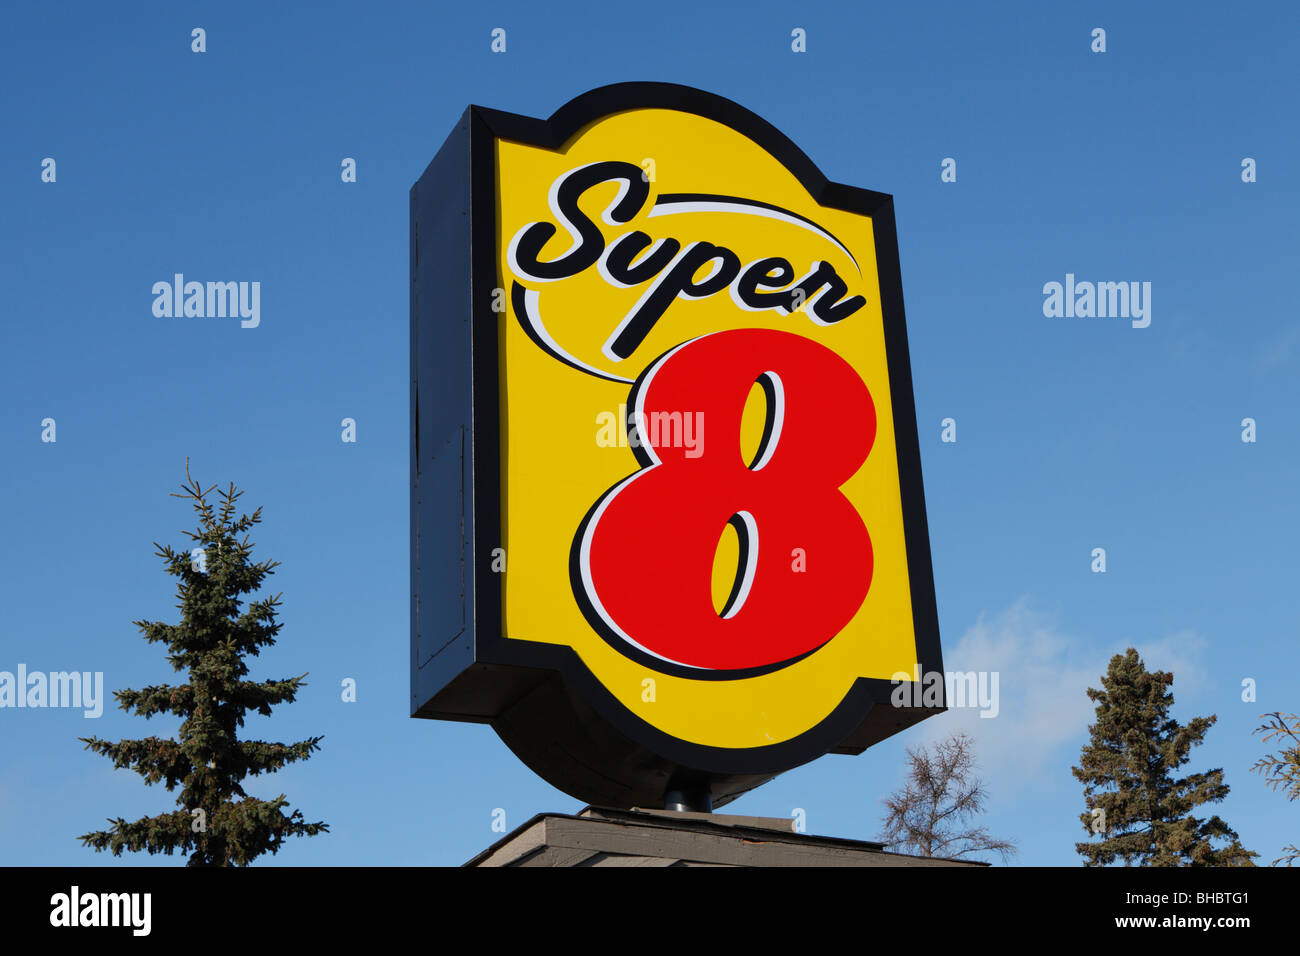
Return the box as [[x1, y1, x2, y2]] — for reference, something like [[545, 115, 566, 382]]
[[494, 105, 930, 753]]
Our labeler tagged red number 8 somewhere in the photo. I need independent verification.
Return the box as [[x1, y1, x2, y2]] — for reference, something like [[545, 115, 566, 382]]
[[573, 328, 875, 674]]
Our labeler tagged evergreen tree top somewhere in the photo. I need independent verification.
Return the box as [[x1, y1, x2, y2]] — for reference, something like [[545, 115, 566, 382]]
[[79, 462, 327, 866], [1073, 648, 1254, 867]]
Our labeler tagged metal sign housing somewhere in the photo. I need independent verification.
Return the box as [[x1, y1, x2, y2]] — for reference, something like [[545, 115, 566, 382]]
[[411, 82, 944, 809]]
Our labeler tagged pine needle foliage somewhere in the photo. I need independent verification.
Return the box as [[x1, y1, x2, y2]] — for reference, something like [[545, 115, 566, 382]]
[[79, 462, 327, 865]]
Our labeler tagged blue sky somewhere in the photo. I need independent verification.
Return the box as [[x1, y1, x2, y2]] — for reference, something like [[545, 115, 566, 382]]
[[2, 0, 1297, 866]]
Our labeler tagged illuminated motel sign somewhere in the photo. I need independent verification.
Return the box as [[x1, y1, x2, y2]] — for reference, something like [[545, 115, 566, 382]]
[[411, 83, 944, 810]]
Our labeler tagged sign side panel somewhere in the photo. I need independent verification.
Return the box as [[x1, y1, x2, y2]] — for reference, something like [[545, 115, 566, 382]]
[[412, 112, 475, 717]]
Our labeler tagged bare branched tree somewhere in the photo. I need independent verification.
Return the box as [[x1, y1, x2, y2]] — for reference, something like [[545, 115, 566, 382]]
[[879, 732, 1016, 863]]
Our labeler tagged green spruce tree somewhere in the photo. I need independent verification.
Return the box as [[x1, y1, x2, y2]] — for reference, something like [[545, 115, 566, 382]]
[[1251, 711, 1300, 865], [1073, 648, 1254, 866], [79, 464, 327, 865]]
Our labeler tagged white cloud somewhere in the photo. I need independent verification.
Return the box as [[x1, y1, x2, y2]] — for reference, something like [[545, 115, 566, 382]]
[[911, 599, 1096, 790], [908, 600, 1212, 796]]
